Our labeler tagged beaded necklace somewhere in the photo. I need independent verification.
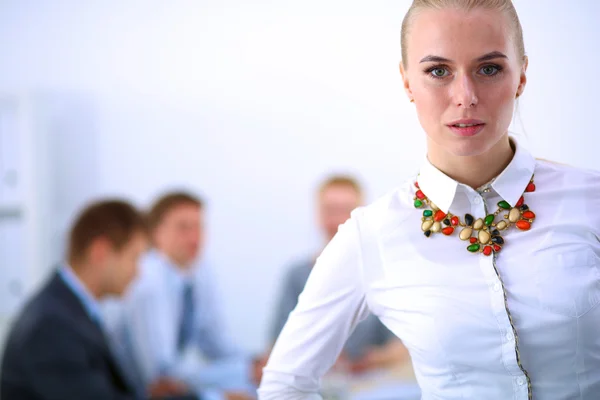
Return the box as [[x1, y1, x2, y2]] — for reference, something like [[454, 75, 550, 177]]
[[413, 178, 537, 255]]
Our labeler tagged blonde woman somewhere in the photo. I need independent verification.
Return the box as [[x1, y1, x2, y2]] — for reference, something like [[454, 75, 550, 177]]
[[258, 1, 600, 399]]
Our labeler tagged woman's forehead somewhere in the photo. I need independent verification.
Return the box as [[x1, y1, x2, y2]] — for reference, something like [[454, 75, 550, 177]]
[[407, 8, 515, 63]]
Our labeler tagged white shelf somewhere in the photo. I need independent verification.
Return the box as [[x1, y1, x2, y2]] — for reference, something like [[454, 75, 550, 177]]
[[0, 91, 98, 351]]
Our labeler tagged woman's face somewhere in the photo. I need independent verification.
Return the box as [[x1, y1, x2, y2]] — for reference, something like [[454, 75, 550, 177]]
[[401, 7, 527, 158]]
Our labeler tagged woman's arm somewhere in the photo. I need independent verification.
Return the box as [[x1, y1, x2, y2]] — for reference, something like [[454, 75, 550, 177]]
[[258, 211, 370, 399]]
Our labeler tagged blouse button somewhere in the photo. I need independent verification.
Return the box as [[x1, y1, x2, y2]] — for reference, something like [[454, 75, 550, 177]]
[[506, 332, 514, 341], [517, 377, 525, 386], [493, 283, 501, 292]]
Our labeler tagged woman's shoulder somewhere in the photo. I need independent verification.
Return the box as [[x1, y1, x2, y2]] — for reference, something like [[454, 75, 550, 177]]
[[535, 158, 600, 198], [534, 159, 600, 235], [535, 158, 600, 180]]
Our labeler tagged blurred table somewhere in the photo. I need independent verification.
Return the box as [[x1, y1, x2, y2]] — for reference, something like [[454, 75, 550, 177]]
[[322, 361, 421, 400]]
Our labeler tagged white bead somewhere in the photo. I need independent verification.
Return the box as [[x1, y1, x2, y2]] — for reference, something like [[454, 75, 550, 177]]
[[459, 227, 473, 240], [422, 220, 433, 231], [473, 218, 484, 230], [478, 230, 491, 244], [509, 208, 521, 223]]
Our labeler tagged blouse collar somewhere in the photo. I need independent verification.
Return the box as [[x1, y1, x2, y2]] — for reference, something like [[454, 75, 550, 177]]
[[417, 137, 536, 213]]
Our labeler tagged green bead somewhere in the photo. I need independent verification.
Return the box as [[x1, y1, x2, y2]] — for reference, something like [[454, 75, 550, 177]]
[[423, 210, 433, 217], [484, 214, 495, 226], [414, 199, 423, 208], [498, 200, 511, 210], [467, 244, 481, 252]]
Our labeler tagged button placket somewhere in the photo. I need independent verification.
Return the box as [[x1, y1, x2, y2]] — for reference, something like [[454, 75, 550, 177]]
[[492, 254, 532, 398], [514, 375, 529, 400], [476, 191, 531, 397]]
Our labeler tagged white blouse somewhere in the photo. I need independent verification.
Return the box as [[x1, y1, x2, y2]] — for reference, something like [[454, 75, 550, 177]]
[[258, 140, 600, 399]]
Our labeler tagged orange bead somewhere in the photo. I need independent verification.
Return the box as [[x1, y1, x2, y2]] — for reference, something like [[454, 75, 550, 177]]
[[525, 182, 536, 192], [483, 246, 493, 256], [522, 211, 535, 220], [470, 237, 478, 244], [516, 220, 531, 231], [442, 227, 454, 236], [451, 216, 459, 226], [493, 245, 502, 252], [434, 210, 447, 222], [416, 190, 425, 200]]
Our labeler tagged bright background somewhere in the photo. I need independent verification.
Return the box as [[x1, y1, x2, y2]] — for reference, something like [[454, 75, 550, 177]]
[[0, 0, 598, 353]]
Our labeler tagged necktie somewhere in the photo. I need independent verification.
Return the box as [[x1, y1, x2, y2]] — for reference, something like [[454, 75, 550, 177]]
[[177, 281, 196, 351]]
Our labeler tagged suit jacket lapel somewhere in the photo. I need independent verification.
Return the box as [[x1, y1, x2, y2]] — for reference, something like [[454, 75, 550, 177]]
[[48, 273, 137, 393]]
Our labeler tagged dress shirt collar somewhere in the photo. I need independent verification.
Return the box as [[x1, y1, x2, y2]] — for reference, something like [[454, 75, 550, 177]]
[[417, 136, 536, 213], [147, 249, 196, 284], [58, 264, 103, 326]]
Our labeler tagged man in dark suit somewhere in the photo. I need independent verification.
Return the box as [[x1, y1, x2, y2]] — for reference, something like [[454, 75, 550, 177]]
[[0, 199, 198, 400]]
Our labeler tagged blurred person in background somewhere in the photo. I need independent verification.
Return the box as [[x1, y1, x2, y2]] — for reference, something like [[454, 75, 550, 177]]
[[121, 191, 259, 400], [0, 199, 197, 400], [264, 175, 409, 374]]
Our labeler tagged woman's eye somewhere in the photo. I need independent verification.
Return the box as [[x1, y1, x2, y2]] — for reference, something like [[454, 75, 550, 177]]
[[480, 65, 499, 75], [431, 68, 448, 78]]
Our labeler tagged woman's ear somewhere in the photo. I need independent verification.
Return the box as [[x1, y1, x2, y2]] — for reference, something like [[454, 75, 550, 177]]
[[400, 62, 414, 102], [517, 56, 528, 97]]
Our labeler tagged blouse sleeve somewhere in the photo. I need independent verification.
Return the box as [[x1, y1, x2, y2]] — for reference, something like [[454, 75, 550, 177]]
[[258, 209, 371, 399]]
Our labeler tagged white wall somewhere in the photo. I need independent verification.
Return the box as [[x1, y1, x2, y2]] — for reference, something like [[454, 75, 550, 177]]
[[0, 0, 598, 352]]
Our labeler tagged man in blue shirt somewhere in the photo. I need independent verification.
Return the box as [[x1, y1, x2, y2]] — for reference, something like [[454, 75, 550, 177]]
[[0, 199, 196, 400], [266, 175, 409, 374], [121, 192, 257, 400]]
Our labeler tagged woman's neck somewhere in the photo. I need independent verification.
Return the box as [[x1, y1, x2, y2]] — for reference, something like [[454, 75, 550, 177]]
[[427, 134, 515, 190]]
